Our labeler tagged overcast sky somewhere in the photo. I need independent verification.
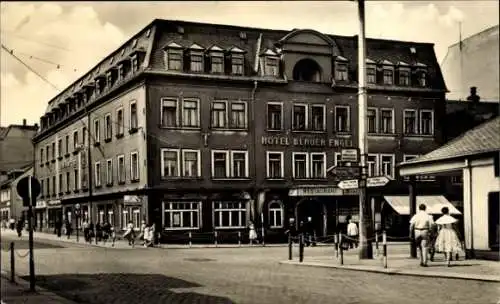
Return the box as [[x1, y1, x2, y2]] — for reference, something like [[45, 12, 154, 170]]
[[1, 1, 498, 126]]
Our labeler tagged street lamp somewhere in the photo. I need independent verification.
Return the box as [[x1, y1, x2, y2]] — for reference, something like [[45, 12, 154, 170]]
[[75, 203, 81, 242]]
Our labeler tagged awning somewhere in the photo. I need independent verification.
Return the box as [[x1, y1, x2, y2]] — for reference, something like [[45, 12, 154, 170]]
[[383, 195, 462, 215]]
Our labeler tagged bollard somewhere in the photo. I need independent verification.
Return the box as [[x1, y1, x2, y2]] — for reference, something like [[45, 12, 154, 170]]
[[214, 231, 218, 247], [298, 234, 304, 262], [383, 230, 388, 269], [288, 234, 293, 260], [339, 233, 344, 265], [375, 232, 380, 257], [334, 233, 339, 259], [238, 231, 241, 247], [10, 242, 15, 283], [188, 232, 192, 248]]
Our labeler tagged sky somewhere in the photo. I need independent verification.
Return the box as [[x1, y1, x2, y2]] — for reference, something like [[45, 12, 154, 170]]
[[1, 1, 499, 127]]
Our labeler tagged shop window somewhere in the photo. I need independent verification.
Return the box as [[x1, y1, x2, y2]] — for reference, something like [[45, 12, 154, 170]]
[[213, 201, 246, 229], [268, 201, 283, 228], [163, 202, 200, 230]]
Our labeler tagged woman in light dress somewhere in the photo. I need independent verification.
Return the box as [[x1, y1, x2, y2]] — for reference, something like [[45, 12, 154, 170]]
[[434, 207, 462, 266], [123, 220, 136, 247], [248, 221, 258, 245]]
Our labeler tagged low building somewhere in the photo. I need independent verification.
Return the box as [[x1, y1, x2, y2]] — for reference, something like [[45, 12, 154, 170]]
[[0, 166, 34, 225], [399, 116, 500, 260]]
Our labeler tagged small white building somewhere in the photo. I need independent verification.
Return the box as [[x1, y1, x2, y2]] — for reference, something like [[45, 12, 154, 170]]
[[399, 117, 499, 260]]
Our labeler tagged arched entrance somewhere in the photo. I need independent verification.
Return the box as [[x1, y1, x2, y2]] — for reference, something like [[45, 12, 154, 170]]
[[295, 198, 326, 237], [292, 58, 322, 82]]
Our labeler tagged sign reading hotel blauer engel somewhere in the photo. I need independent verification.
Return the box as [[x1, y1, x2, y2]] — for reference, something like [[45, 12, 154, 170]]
[[261, 135, 352, 148]]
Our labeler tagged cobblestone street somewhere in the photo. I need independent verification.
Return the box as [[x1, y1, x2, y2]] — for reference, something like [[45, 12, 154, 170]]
[[1, 235, 499, 304]]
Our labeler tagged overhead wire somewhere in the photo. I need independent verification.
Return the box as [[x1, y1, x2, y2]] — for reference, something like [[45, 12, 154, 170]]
[[0, 31, 73, 52]]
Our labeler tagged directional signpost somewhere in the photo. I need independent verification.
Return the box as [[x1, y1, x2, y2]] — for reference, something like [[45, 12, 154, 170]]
[[16, 175, 41, 292], [366, 176, 391, 188], [338, 179, 359, 190]]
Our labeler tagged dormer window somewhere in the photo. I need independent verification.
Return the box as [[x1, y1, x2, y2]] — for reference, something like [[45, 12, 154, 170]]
[[334, 56, 348, 81], [380, 60, 394, 85], [366, 58, 376, 84], [397, 61, 411, 86], [208, 45, 224, 74], [228, 46, 246, 76], [163, 42, 184, 71], [131, 55, 139, 72], [415, 63, 427, 87], [261, 49, 279, 77], [106, 71, 114, 89], [117, 64, 125, 81], [188, 43, 205, 73]]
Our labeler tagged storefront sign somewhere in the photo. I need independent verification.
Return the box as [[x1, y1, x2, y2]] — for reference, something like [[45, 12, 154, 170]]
[[124, 195, 142, 205], [36, 200, 47, 209], [60, 159, 77, 169], [289, 187, 343, 197], [47, 200, 61, 206], [261, 136, 352, 148]]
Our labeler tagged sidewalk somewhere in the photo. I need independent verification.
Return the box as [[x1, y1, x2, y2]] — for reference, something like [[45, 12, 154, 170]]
[[280, 250, 500, 282], [1, 272, 76, 304]]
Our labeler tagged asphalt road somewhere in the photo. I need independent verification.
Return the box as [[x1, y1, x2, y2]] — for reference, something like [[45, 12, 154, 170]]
[[0, 235, 498, 304]]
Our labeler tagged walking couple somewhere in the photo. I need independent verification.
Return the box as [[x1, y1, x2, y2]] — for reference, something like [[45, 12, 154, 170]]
[[410, 204, 463, 267]]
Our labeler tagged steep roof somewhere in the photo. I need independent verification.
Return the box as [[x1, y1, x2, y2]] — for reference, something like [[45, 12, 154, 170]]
[[401, 116, 500, 165]]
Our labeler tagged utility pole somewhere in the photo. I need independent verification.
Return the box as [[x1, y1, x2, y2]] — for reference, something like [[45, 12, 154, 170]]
[[357, 0, 373, 259]]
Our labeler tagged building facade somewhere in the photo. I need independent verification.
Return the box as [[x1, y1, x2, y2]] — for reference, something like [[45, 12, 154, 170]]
[[33, 19, 450, 242], [0, 166, 33, 226]]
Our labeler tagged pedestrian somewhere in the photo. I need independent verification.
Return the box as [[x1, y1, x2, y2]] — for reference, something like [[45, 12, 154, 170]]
[[95, 222, 102, 244], [347, 218, 359, 249], [138, 220, 146, 243], [248, 220, 257, 245], [143, 224, 153, 247], [285, 218, 297, 243], [55, 218, 62, 238], [9, 218, 15, 230], [434, 207, 463, 267], [409, 204, 435, 267], [65, 219, 72, 239], [16, 217, 24, 237], [88, 221, 95, 244], [102, 221, 111, 244], [123, 220, 135, 247], [110, 225, 116, 247], [82, 218, 90, 243], [306, 217, 316, 246]]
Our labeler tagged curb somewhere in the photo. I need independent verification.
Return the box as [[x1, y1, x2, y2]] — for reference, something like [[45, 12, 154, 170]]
[[278, 260, 500, 283], [0, 271, 78, 304]]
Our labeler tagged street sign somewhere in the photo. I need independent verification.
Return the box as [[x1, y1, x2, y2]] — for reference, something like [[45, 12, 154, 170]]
[[16, 176, 41, 206], [341, 148, 359, 163], [366, 176, 391, 188], [328, 166, 361, 180], [338, 179, 359, 190]]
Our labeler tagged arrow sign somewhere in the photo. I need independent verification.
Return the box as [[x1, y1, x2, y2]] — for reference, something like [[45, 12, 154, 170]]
[[366, 176, 391, 188], [338, 179, 359, 190]]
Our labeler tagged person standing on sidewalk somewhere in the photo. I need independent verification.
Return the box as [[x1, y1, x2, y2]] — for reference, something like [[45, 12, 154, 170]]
[[248, 221, 257, 245], [409, 204, 435, 267], [347, 218, 359, 249], [434, 207, 462, 267], [65, 219, 72, 239]]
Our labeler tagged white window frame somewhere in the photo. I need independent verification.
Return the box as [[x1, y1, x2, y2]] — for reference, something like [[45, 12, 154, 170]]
[[160, 97, 179, 128], [334, 105, 350, 133], [380, 108, 395, 134], [130, 151, 139, 181], [104, 113, 112, 140], [383, 68, 394, 85], [93, 119, 100, 143], [335, 62, 348, 81], [130, 100, 138, 130], [122, 208, 130, 230], [403, 109, 418, 135], [182, 149, 201, 177], [182, 98, 200, 128], [229, 101, 248, 129], [73, 130, 79, 150], [160, 148, 180, 177], [292, 152, 309, 179], [117, 154, 125, 183], [310, 104, 326, 131], [106, 158, 113, 185], [230, 150, 249, 178], [310, 152, 327, 179], [211, 100, 228, 129], [213, 201, 247, 229], [268, 200, 284, 229], [266, 151, 284, 179], [292, 103, 308, 131], [334, 152, 342, 167], [211, 150, 230, 179], [367, 107, 378, 134], [210, 52, 225, 74], [162, 201, 201, 230], [267, 102, 283, 131], [399, 68, 411, 86], [116, 107, 124, 135], [94, 161, 101, 187], [132, 207, 141, 230], [379, 154, 395, 179], [264, 56, 279, 77], [190, 52, 204, 73], [165, 49, 183, 71], [367, 153, 379, 177], [419, 109, 434, 136]]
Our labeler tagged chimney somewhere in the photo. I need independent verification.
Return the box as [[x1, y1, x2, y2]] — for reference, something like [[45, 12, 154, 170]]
[[466, 86, 480, 103], [23, 119, 27, 126]]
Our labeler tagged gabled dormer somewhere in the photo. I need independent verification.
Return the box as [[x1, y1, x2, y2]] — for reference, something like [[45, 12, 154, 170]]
[[82, 82, 95, 103], [207, 45, 224, 74], [59, 102, 68, 118], [130, 47, 146, 73], [106, 68, 117, 90], [396, 61, 411, 86], [94, 71, 106, 96], [187, 43, 205, 73], [334, 55, 348, 82], [163, 42, 184, 71], [380, 59, 394, 85], [66, 95, 76, 113], [366, 58, 376, 84], [414, 62, 427, 87], [260, 49, 280, 77], [117, 55, 131, 81], [227, 46, 246, 76]]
